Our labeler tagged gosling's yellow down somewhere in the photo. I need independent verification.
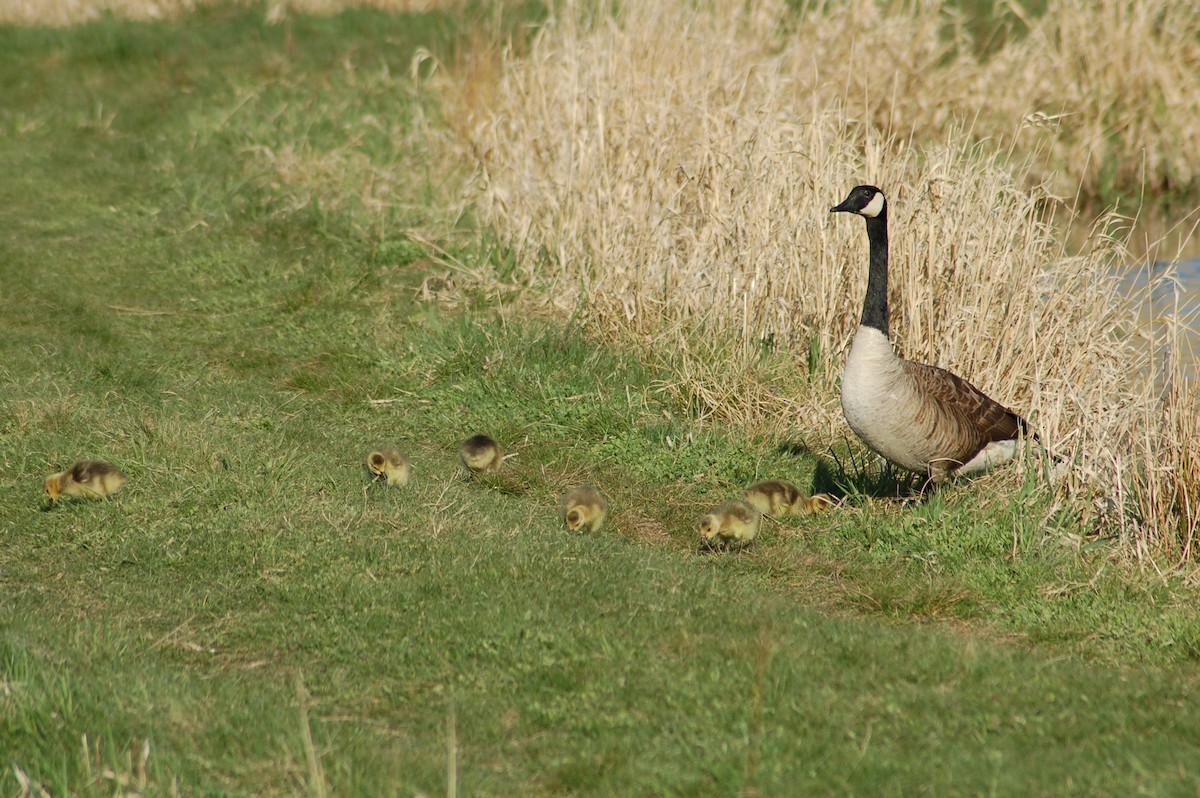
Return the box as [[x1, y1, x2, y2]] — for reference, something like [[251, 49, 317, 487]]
[[43, 460, 126, 503], [459, 434, 502, 476], [559, 485, 608, 532], [698, 499, 760, 551], [742, 479, 834, 517], [365, 446, 411, 486]]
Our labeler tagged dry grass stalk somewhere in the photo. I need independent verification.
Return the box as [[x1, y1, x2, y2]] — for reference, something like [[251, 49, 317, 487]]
[[295, 670, 329, 798], [453, 0, 1199, 558]]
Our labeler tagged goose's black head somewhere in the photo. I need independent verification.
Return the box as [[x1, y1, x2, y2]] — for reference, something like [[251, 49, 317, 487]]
[[830, 185, 886, 218]]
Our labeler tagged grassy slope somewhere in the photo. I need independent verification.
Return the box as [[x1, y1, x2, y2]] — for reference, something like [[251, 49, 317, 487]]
[[1, 5, 1199, 796]]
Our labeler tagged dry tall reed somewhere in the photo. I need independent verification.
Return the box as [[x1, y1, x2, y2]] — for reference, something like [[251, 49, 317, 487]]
[[455, 0, 1199, 559]]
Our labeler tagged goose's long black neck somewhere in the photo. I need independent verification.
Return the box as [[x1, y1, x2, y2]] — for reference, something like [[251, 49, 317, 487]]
[[859, 211, 889, 336]]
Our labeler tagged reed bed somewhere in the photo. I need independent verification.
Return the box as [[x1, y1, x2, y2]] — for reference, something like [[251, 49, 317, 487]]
[[456, 0, 1199, 559], [777, 0, 1200, 200], [987, 0, 1200, 198]]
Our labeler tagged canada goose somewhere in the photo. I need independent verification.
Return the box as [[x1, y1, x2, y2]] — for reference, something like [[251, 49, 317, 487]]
[[742, 479, 834, 516], [558, 485, 608, 532], [43, 460, 126, 503], [365, 446, 410, 486], [831, 185, 1033, 485], [459, 434, 502, 476], [698, 499, 760, 551]]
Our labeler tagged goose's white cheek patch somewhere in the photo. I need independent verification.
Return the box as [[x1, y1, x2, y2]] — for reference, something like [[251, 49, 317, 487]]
[[859, 192, 885, 218]]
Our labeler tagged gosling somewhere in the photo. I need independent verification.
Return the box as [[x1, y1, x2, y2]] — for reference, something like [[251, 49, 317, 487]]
[[742, 479, 834, 517], [365, 446, 410, 486], [698, 499, 760, 551], [559, 485, 608, 533], [459, 434, 502, 476], [43, 460, 126, 503]]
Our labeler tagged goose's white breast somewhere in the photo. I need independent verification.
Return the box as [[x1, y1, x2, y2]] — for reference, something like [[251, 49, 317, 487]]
[[839, 327, 929, 473]]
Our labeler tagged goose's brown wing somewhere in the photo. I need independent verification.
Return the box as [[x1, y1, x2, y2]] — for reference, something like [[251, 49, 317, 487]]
[[905, 360, 1031, 461]]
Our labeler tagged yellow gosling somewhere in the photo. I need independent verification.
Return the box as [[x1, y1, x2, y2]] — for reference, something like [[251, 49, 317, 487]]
[[43, 460, 126, 503], [459, 434, 503, 476], [365, 446, 411, 486], [742, 479, 835, 516], [698, 499, 760, 551], [558, 485, 608, 532]]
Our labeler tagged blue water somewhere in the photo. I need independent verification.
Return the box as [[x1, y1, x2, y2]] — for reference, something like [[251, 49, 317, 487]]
[[1126, 256, 1200, 380]]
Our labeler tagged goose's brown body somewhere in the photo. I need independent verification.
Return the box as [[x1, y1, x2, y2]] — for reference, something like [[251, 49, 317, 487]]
[[841, 327, 1028, 482]]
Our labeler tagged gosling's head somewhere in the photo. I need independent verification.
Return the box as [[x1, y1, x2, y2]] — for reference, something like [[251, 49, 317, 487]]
[[43, 474, 61, 501], [366, 451, 388, 480], [698, 513, 721, 543], [565, 508, 585, 531], [830, 185, 886, 218]]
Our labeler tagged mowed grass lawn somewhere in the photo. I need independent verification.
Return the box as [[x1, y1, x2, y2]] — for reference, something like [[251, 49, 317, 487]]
[[2, 5, 1200, 796]]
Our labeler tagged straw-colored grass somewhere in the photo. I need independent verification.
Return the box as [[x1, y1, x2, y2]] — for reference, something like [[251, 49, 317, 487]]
[[454, 0, 1199, 559], [986, 0, 1200, 198], [778, 0, 1200, 200]]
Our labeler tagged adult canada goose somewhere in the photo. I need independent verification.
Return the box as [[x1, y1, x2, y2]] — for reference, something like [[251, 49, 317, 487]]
[[365, 446, 410, 486], [742, 479, 834, 516], [558, 485, 608, 532], [43, 460, 126, 503], [698, 499, 760, 551], [830, 185, 1032, 485], [459, 434, 503, 476]]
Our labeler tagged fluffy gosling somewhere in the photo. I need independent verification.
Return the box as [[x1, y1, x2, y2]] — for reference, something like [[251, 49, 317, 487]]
[[742, 479, 834, 517], [698, 499, 760, 551], [459, 434, 503, 476], [43, 460, 126, 503], [559, 485, 608, 532], [365, 446, 410, 486]]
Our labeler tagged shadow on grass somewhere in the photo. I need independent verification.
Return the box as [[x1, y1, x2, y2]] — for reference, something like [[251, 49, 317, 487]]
[[811, 443, 922, 501]]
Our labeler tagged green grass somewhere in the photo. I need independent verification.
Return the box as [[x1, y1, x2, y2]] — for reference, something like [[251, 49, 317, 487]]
[[3, 4, 1200, 796]]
